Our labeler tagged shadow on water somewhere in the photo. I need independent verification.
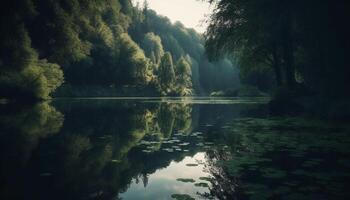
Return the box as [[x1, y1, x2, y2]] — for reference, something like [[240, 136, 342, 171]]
[[0, 97, 349, 200]]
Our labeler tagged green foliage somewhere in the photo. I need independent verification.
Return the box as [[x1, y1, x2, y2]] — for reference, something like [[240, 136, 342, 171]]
[[0, 24, 38, 70], [175, 57, 193, 96], [118, 33, 151, 85], [240, 63, 275, 92], [0, 23, 64, 100], [205, 0, 350, 98], [141, 32, 164, 65], [1, 60, 64, 100], [129, 6, 239, 95], [1, 0, 242, 99], [158, 52, 176, 94], [199, 58, 240, 93], [120, 0, 133, 16], [21, 61, 63, 99]]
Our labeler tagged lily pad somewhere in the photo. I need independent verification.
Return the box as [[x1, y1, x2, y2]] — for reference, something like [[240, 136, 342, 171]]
[[176, 178, 196, 183], [194, 182, 209, 187], [199, 177, 212, 182], [204, 142, 214, 145], [171, 194, 195, 200], [163, 148, 174, 152]]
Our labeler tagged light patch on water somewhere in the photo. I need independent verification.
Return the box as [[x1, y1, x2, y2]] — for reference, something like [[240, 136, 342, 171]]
[[119, 152, 210, 200]]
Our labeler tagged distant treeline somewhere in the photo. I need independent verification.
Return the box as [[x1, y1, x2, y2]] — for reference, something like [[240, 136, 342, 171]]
[[0, 0, 239, 100]]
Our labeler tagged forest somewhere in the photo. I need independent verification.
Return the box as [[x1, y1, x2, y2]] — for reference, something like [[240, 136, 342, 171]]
[[1, 1, 350, 200], [0, 0, 239, 100], [204, 0, 350, 117], [1, 0, 350, 117]]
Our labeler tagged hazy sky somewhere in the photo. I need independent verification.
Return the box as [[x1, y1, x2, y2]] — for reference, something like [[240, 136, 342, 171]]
[[132, 0, 212, 33]]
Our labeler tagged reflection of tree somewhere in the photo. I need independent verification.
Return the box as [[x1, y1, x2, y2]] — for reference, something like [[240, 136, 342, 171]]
[[157, 103, 176, 139], [203, 118, 350, 200], [0, 102, 64, 200], [171, 103, 193, 135], [43, 100, 196, 199], [157, 103, 193, 138], [0, 102, 64, 165], [204, 149, 242, 200], [0, 100, 198, 200]]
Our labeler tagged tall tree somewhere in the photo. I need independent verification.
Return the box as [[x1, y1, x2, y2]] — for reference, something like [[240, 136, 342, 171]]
[[158, 52, 175, 94], [141, 32, 164, 66], [205, 0, 350, 98], [205, 0, 296, 89], [176, 57, 193, 95]]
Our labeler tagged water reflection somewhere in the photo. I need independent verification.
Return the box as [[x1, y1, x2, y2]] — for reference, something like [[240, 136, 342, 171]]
[[204, 118, 350, 200], [0, 98, 349, 200], [0, 102, 64, 199]]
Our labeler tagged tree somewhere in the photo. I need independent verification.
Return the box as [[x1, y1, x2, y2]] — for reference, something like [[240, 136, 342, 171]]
[[0, 24, 64, 100], [204, 0, 296, 89], [141, 32, 164, 66], [205, 0, 350, 99], [0, 0, 245, 99], [158, 52, 176, 94], [118, 33, 151, 85], [176, 57, 192, 95]]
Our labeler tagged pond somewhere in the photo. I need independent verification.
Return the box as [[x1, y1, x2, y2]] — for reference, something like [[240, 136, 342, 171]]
[[0, 97, 349, 200]]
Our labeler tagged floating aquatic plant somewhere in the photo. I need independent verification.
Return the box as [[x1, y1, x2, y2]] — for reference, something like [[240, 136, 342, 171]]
[[194, 182, 209, 187], [186, 163, 198, 167], [176, 178, 196, 183], [171, 194, 195, 200]]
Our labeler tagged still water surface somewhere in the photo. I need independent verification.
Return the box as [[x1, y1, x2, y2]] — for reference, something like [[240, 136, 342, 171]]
[[0, 97, 349, 200]]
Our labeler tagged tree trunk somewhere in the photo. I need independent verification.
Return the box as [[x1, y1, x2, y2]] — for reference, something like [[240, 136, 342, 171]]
[[282, 8, 296, 89], [272, 45, 282, 86], [283, 41, 296, 89]]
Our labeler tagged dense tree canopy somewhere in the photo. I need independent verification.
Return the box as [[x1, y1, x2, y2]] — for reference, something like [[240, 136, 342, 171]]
[[1, 0, 240, 100], [176, 57, 193, 96], [141, 32, 164, 66], [158, 52, 176, 94], [205, 0, 350, 98]]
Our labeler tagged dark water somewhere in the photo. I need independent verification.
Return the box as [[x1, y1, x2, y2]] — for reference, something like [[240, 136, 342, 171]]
[[0, 97, 349, 200]]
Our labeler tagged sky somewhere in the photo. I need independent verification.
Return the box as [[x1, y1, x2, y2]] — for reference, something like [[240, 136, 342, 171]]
[[132, 0, 212, 33]]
